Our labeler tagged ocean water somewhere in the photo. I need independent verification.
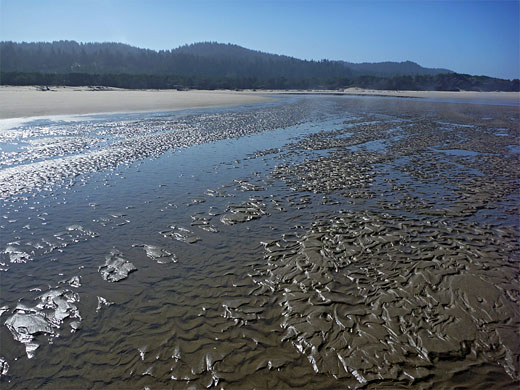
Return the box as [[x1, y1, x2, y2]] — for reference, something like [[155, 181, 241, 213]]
[[0, 95, 519, 389]]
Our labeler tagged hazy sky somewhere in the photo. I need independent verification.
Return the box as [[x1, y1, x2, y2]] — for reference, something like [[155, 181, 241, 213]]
[[1, 0, 519, 79]]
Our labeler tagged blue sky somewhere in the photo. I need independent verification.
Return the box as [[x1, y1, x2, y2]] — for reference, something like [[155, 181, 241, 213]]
[[1, 0, 519, 79]]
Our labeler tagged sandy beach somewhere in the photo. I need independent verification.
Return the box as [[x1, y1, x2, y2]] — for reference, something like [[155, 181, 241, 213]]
[[276, 88, 520, 103], [340, 87, 520, 102], [0, 86, 274, 119], [1, 86, 518, 120]]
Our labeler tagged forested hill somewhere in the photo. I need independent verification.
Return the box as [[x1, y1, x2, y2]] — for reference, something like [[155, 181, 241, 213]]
[[1, 40, 450, 78], [341, 60, 451, 77], [1, 41, 518, 91]]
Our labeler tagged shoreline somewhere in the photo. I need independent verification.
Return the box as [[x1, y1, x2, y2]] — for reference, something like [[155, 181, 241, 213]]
[[274, 88, 520, 103], [0, 86, 275, 119], [1, 86, 518, 119]]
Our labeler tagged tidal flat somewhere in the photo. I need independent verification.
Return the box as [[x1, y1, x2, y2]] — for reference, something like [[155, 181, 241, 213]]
[[0, 95, 518, 389]]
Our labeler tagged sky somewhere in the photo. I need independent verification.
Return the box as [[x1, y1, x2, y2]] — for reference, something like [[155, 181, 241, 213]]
[[1, 0, 519, 79]]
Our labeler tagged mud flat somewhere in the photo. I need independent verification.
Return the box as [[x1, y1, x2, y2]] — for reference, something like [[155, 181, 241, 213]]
[[0, 95, 518, 389], [0, 86, 273, 118]]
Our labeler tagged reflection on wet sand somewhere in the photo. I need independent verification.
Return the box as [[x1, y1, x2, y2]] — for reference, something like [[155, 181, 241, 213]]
[[0, 96, 518, 389]]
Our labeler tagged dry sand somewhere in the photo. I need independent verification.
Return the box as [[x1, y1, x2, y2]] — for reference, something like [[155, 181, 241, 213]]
[[1, 86, 518, 119], [0, 86, 274, 119]]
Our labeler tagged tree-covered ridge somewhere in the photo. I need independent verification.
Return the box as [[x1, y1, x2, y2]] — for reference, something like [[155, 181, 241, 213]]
[[341, 60, 452, 77], [1, 40, 451, 78], [0, 41, 517, 91]]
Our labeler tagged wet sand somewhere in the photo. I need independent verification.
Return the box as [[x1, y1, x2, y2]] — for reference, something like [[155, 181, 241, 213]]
[[0, 95, 519, 389], [0, 86, 274, 119], [341, 88, 520, 102], [271, 88, 520, 105]]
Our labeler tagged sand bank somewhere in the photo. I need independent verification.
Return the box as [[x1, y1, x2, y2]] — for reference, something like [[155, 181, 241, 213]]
[[341, 88, 520, 102], [2, 86, 518, 120], [278, 88, 519, 104], [0, 86, 274, 119]]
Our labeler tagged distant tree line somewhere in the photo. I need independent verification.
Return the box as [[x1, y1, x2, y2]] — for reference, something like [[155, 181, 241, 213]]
[[0, 40, 453, 80], [0, 41, 354, 80], [1, 41, 517, 91], [1, 71, 518, 91]]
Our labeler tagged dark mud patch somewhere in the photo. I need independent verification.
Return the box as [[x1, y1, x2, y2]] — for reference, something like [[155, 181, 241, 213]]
[[235, 210, 519, 385]]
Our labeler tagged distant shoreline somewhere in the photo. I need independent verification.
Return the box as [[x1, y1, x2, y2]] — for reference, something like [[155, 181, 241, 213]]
[[277, 88, 520, 104], [1, 86, 518, 119]]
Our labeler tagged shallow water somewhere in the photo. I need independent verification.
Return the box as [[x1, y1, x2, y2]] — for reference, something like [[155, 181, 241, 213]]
[[0, 96, 519, 389]]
